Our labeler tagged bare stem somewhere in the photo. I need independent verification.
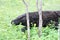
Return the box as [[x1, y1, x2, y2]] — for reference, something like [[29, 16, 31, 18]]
[[22, 0, 30, 40], [36, 0, 42, 37]]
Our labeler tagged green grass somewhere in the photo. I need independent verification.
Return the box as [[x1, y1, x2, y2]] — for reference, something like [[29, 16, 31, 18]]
[[0, 0, 60, 40]]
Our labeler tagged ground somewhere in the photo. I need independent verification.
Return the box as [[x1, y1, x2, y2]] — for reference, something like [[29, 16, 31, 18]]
[[0, 0, 60, 40]]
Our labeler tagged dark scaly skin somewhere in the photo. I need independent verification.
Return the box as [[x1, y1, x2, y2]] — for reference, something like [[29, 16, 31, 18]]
[[11, 11, 60, 32]]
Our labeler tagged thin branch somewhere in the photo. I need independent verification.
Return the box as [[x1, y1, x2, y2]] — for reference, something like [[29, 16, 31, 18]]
[[36, 0, 42, 37], [22, 0, 30, 40]]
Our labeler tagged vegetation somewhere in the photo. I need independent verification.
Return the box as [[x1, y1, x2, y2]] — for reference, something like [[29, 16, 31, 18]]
[[0, 0, 60, 40]]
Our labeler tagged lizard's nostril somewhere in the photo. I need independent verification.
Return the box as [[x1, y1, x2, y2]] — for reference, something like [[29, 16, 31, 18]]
[[11, 21, 14, 24]]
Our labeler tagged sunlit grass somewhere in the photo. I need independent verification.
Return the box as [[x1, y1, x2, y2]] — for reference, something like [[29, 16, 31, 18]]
[[0, 0, 59, 40]]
